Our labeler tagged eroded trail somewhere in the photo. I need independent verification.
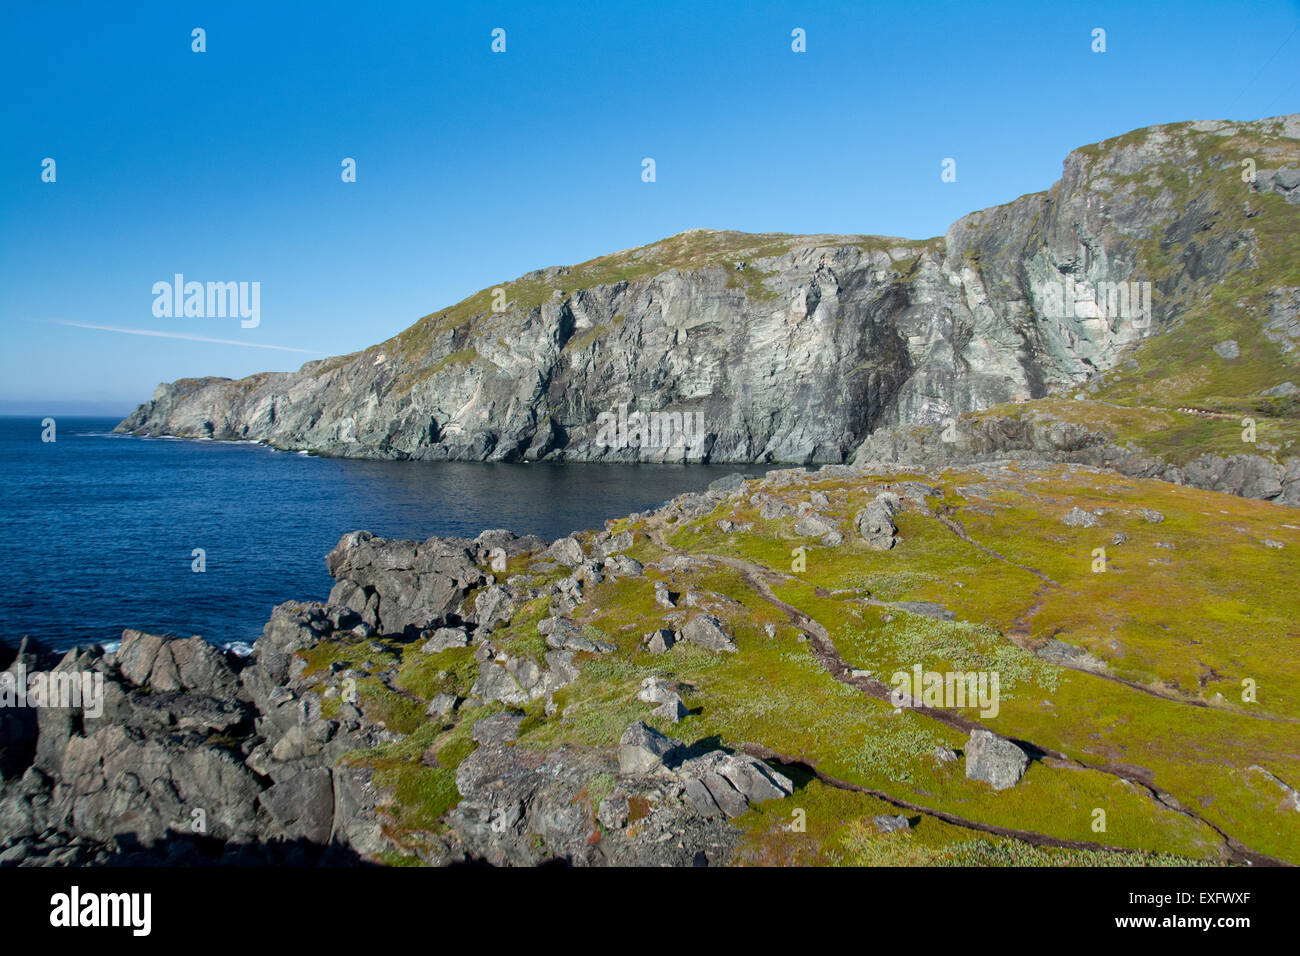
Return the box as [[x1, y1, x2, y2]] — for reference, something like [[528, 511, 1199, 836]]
[[644, 519, 1286, 866], [937, 508, 1299, 721]]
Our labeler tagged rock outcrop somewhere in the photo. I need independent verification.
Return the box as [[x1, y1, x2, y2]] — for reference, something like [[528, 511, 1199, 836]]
[[116, 116, 1300, 475], [0, 520, 794, 867]]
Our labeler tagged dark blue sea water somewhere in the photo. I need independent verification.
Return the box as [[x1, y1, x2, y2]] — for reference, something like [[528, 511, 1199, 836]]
[[0, 417, 756, 653]]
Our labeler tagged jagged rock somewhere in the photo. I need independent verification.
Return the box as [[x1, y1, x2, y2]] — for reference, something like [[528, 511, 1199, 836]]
[[597, 792, 630, 829], [421, 627, 469, 653], [473, 585, 516, 630], [794, 513, 836, 538], [679, 615, 738, 653], [426, 692, 458, 717], [677, 751, 794, 818], [618, 722, 682, 776], [603, 554, 644, 576], [472, 712, 525, 745], [653, 698, 686, 723], [325, 532, 487, 636], [760, 499, 796, 520], [592, 530, 635, 560], [637, 677, 677, 704], [116, 630, 239, 698], [856, 493, 901, 549], [540, 616, 613, 653], [548, 536, 585, 568], [260, 768, 334, 844], [965, 729, 1029, 790], [448, 744, 603, 865], [643, 629, 676, 654], [57, 723, 264, 845], [468, 662, 522, 707]]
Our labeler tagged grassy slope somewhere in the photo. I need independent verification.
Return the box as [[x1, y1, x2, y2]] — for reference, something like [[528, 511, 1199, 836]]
[[296, 464, 1300, 866]]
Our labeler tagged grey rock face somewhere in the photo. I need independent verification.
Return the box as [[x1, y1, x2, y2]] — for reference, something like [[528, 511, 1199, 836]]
[[1212, 339, 1240, 359], [116, 117, 1300, 466], [326, 531, 488, 636], [965, 729, 1030, 791], [260, 768, 335, 844]]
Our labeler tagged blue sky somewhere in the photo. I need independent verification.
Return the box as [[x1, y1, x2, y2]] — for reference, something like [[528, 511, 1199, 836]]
[[2, 0, 1297, 414]]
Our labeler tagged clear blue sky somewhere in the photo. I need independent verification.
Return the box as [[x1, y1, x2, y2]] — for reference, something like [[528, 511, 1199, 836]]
[[2, 0, 1297, 414]]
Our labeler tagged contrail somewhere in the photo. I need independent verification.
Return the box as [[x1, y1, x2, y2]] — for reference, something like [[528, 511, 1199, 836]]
[[54, 321, 326, 355]]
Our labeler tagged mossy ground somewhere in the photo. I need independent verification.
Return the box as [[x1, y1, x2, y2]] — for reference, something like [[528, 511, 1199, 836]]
[[300, 462, 1300, 865]]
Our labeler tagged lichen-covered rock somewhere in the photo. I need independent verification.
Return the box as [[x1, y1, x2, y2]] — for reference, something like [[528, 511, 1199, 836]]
[[678, 615, 738, 653], [856, 493, 902, 549], [965, 729, 1029, 791], [618, 722, 682, 776]]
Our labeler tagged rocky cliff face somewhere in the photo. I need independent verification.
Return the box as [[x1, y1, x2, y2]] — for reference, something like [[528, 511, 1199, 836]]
[[117, 114, 1300, 465]]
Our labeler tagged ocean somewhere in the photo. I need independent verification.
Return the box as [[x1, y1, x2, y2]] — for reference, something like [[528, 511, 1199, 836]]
[[0, 417, 758, 653]]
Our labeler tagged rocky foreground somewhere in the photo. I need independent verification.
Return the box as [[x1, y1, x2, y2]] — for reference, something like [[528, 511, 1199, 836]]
[[3, 461, 1299, 866]]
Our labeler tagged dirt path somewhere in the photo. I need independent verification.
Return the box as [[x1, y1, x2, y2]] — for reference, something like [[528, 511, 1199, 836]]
[[643, 516, 1287, 866]]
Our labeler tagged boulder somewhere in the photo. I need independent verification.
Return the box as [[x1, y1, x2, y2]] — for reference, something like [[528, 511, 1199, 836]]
[[426, 692, 458, 717], [1062, 507, 1101, 528], [618, 722, 681, 776], [679, 615, 738, 653], [678, 751, 794, 818], [421, 627, 469, 653], [547, 536, 585, 568], [965, 729, 1029, 790], [472, 712, 525, 745], [643, 629, 676, 654], [874, 814, 911, 833], [856, 493, 902, 549], [793, 513, 836, 538]]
